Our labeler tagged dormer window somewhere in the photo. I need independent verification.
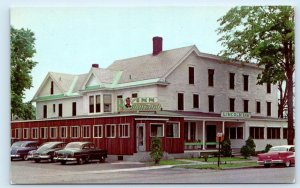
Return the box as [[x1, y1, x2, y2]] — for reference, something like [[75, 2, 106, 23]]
[[50, 81, 54, 95]]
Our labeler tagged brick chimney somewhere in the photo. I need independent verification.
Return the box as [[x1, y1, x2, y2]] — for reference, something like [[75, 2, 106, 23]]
[[152, 36, 163, 55], [92, 64, 99, 68]]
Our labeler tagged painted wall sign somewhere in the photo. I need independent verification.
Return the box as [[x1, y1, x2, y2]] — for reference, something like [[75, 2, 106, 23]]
[[221, 111, 251, 118], [117, 97, 162, 112]]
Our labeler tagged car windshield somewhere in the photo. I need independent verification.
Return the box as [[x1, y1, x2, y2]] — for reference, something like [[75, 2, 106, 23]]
[[269, 147, 288, 152], [39, 142, 58, 150], [65, 143, 82, 149], [11, 142, 24, 147]]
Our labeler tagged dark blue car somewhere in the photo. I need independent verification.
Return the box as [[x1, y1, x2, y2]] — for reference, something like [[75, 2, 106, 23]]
[[11, 141, 39, 161]]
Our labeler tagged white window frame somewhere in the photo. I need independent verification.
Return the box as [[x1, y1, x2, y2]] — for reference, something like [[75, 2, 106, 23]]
[[166, 121, 180, 138], [103, 94, 112, 113], [82, 125, 91, 138], [60, 126, 68, 138], [50, 127, 58, 139], [15, 128, 21, 139], [150, 123, 165, 137], [105, 124, 116, 138], [40, 127, 48, 139], [88, 94, 102, 114], [93, 125, 103, 138], [70, 126, 80, 138], [23, 128, 30, 139], [119, 124, 130, 138], [31, 128, 39, 139]]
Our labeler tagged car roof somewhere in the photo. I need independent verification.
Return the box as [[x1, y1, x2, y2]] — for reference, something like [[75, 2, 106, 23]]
[[42, 141, 65, 145]]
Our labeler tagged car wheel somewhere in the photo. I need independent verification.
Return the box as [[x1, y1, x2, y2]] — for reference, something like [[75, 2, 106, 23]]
[[85, 157, 90, 164], [61, 161, 66, 165], [264, 164, 271, 168], [99, 156, 105, 163], [77, 157, 83, 165], [34, 159, 40, 163], [285, 160, 291, 167], [22, 155, 28, 161]]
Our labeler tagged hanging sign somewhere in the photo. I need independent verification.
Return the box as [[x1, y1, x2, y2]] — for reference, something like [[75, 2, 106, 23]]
[[117, 97, 162, 112], [221, 111, 251, 118]]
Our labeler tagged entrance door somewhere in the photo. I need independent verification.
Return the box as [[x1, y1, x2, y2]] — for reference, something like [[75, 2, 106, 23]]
[[136, 123, 145, 152], [206, 125, 216, 149]]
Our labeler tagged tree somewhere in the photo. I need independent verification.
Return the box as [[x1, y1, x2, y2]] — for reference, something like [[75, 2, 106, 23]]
[[220, 136, 232, 157], [240, 137, 256, 159], [217, 6, 294, 144], [11, 26, 37, 119], [150, 137, 163, 164]]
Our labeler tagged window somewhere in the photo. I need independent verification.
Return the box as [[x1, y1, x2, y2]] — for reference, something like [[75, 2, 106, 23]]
[[243, 75, 249, 91], [89, 95, 101, 113], [267, 83, 271, 93], [117, 95, 123, 99], [225, 127, 244, 139], [50, 127, 58, 139], [267, 102, 271, 116], [132, 93, 138, 98], [106, 124, 116, 138], [166, 122, 180, 138], [193, 94, 199, 108], [104, 94, 112, 112], [43, 105, 47, 118], [256, 101, 261, 114], [229, 73, 235, 89], [23, 128, 29, 139], [50, 81, 54, 95], [243, 100, 249, 113], [96, 95, 101, 113], [82, 125, 91, 138], [208, 95, 214, 112], [119, 124, 130, 138], [40, 127, 48, 139], [32, 128, 39, 139], [178, 93, 184, 110], [58, 103, 63, 117], [229, 98, 235, 112], [93, 125, 103, 138], [249, 127, 264, 139], [60, 126, 68, 138], [267, 128, 280, 139], [89, 96, 94, 113], [208, 69, 214, 87], [237, 127, 243, 139], [70, 126, 80, 138], [150, 123, 164, 137], [53, 104, 55, 113], [230, 127, 236, 139], [72, 102, 76, 116], [189, 67, 194, 84], [283, 128, 288, 139]]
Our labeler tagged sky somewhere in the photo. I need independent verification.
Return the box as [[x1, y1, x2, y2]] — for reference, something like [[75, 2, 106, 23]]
[[11, 6, 233, 102]]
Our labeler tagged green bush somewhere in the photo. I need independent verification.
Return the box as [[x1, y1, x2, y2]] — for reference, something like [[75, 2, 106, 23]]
[[221, 137, 232, 157], [240, 137, 256, 159], [150, 137, 163, 164], [263, 144, 273, 153], [240, 145, 251, 159]]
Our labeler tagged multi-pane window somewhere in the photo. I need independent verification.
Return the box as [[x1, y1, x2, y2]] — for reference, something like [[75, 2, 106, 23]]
[[132, 93, 138, 98], [229, 73, 235, 89], [249, 127, 264, 139], [208, 69, 214, 87], [243, 75, 249, 91], [93, 125, 103, 138], [166, 122, 180, 138], [58, 104, 63, 117], [72, 102, 76, 116], [119, 124, 130, 138], [256, 101, 261, 114], [15, 128, 21, 139], [189, 67, 194, 84], [193, 94, 199, 108], [243, 100, 249, 113], [227, 127, 243, 139], [267, 83, 271, 93], [82, 125, 91, 138], [32, 128, 39, 139], [208, 95, 214, 112], [229, 98, 235, 112], [103, 94, 112, 112], [71, 126, 80, 138], [106, 124, 116, 138], [60, 126, 68, 138], [283, 128, 288, 139], [178, 93, 184, 110], [267, 128, 280, 139], [150, 124, 164, 137], [40, 127, 48, 139], [267, 102, 271, 116], [50, 127, 58, 139], [50, 81, 54, 95], [23, 128, 29, 139], [89, 95, 101, 113], [43, 105, 47, 118]]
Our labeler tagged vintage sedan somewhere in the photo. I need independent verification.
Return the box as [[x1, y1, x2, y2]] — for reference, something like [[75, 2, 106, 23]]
[[257, 145, 295, 167], [32, 141, 67, 163], [54, 142, 108, 165], [11, 141, 39, 161]]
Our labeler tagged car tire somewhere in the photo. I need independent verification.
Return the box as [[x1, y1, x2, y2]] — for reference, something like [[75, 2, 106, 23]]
[[61, 161, 66, 165], [285, 160, 291, 167], [22, 155, 28, 161], [77, 157, 83, 165], [34, 159, 40, 163], [99, 156, 105, 163], [264, 164, 271, 168]]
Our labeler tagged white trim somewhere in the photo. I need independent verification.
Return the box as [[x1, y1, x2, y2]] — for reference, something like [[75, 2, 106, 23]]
[[119, 123, 130, 138], [166, 121, 180, 138], [22, 128, 29, 139], [60, 126, 68, 138], [82, 125, 91, 138], [93, 125, 103, 138], [40, 127, 48, 139], [105, 124, 116, 138], [150, 123, 164, 137], [49, 127, 58, 139], [31, 128, 39, 139], [88, 94, 102, 114], [135, 118, 169, 121], [70, 126, 80, 138]]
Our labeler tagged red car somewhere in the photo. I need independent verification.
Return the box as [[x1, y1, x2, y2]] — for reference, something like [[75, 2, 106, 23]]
[[257, 145, 295, 167]]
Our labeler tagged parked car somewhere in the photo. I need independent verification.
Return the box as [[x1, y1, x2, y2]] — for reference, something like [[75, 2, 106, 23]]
[[11, 141, 39, 161], [54, 142, 107, 165], [32, 141, 67, 163], [27, 150, 37, 160], [257, 145, 295, 167]]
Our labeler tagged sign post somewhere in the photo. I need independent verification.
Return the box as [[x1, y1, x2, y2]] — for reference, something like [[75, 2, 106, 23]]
[[217, 132, 223, 168]]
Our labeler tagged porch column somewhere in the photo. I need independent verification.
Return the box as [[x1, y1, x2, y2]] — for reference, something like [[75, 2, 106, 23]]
[[222, 121, 225, 134], [202, 120, 206, 150]]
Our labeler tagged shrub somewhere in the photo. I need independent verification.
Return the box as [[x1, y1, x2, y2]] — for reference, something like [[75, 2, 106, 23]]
[[221, 136, 232, 157], [263, 144, 273, 153], [240, 145, 251, 159], [150, 137, 163, 164], [240, 137, 256, 159]]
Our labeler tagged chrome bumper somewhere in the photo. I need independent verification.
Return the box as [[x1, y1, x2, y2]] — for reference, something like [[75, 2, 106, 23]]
[[54, 157, 77, 161], [257, 160, 283, 165], [33, 155, 51, 159], [11, 154, 21, 158]]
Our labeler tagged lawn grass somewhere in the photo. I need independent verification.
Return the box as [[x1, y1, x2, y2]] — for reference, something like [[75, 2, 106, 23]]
[[150, 159, 192, 166], [176, 162, 258, 170], [189, 157, 250, 162]]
